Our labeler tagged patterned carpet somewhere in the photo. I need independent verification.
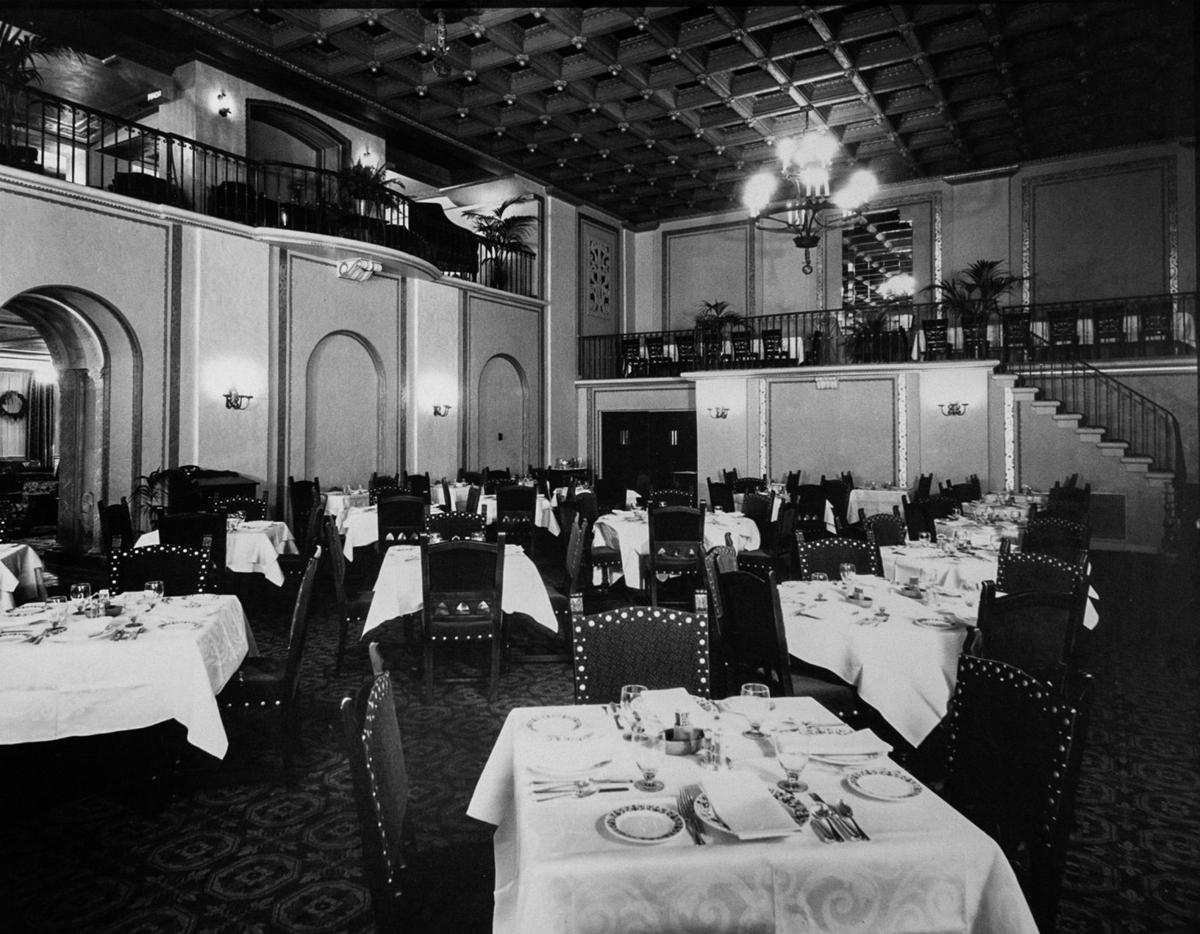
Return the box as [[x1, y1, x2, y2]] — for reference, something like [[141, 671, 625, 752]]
[[0, 543, 1196, 933]]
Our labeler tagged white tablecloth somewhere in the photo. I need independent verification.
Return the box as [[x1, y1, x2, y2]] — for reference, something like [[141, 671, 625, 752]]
[[324, 490, 369, 530], [779, 577, 974, 746], [340, 504, 449, 560], [468, 695, 1037, 934], [136, 521, 298, 586], [0, 542, 44, 610], [0, 594, 250, 758], [362, 544, 557, 635], [846, 487, 908, 524], [593, 510, 760, 590]]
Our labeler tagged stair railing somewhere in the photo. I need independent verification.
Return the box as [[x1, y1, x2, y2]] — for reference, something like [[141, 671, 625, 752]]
[[1010, 333, 1186, 486]]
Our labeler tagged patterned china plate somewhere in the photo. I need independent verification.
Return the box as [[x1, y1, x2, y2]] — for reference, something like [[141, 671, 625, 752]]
[[524, 713, 592, 740], [185, 594, 220, 607], [7, 604, 47, 617], [810, 751, 887, 766], [604, 804, 684, 844], [846, 767, 923, 801], [158, 620, 203, 631], [913, 617, 964, 631], [528, 757, 613, 779], [694, 788, 808, 835], [0, 630, 33, 643]]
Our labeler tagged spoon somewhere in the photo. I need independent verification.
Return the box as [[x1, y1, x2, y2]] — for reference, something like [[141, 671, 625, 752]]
[[836, 799, 870, 840]]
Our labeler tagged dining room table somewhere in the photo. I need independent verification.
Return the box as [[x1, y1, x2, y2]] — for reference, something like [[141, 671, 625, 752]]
[[339, 503, 445, 560], [0, 541, 45, 610], [845, 486, 909, 524], [0, 592, 253, 758], [361, 543, 558, 636], [135, 519, 298, 586], [323, 488, 370, 531], [432, 485, 562, 536], [592, 508, 760, 590], [468, 689, 1038, 934]]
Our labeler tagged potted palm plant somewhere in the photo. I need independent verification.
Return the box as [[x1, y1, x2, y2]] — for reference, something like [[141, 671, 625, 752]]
[[464, 194, 536, 289], [926, 259, 1023, 358], [338, 160, 404, 219], [0, 21, 78, 168], [694, 300, 745, 365]]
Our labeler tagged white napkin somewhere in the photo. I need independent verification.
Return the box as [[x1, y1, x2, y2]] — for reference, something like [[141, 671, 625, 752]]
[[636, 687, 697, 727], [808, 729, 892, 757], [701, 773, 797, 839]]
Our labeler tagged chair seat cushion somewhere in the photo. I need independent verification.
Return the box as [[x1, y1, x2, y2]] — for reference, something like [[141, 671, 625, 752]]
[[218, 657, 285, 706], [590, 545, 621, 565]]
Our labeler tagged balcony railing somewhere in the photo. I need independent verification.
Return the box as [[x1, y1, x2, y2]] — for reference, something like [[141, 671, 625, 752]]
[[1, 83, 538, 298], [578, 292, 1197, 380]]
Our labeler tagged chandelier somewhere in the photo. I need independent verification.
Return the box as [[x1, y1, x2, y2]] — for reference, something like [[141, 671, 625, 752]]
[[743, 128, 878, 274]]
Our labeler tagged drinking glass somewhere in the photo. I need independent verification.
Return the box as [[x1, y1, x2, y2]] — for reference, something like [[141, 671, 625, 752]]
[[772, 722, 811, 793], [838, 562, 856, 586], [632, 721, 666, 792], [809, 571, 829, 583], [739, 682, 771, 737], [47, 595, 69, 631], [619, 683, 647, 737], [69, 583, 91, 614], [144, 580, 165, 610]]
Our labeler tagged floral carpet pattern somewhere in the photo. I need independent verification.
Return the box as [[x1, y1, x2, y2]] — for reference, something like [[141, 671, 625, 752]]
[[0, 548, 1195, 933]]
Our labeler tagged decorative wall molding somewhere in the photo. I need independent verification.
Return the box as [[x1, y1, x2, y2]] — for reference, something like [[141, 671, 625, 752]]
[[661, 219, 754, 330], [1004, 385, 1016, 491], [578, 214, 621, 336], [896, 373, 908, 488]]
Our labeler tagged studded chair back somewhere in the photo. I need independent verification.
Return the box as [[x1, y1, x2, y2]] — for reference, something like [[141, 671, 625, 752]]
[[405, 472, 432, 505], [741, 491, 774, 539], [644, 504, 707, 606], [420, 535, 506, 702], [110, 544, 212, 596], [495, 484, 536, 550], [1022, 517, 1091, 564], [859, 510, 907, 546], [458, 469, 483, 486], [942, 655, 1094, 932], [819, 476, 850, 528], [794, 536, 883, 581], [976, 581, 1088, 688], [921, 318, 950, 359], [735, 551, 775, 580], [568, 595, 711, 704], [98, 498, 135, 555], [464, 484, 482, 515], [717, 569, 793, 696], [368, 483, 402, 506], [214, 495, 268, 522], [341, 670, 409, 932], [647, 487, 693, 508], [923, 493, 959, 520], [901, 495, 937, 542], [426, 511, 487, 542], [155, 511, 228, 578], [950, 481, 979, 504], [376, 494, 427, 550], [706, 478, 735, 512], [916, 473, 933, 501], [723, 468, 739, 486], [996, 550, 1086, 599], [369, 471, 400, 492], [325, 515, 370, 674], [702, 546, 733, 697]]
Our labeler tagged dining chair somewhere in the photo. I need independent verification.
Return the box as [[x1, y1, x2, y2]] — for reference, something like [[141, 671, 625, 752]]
[[819, 476, 850, 530], [923, 493, 959, 520], [568, 592, 711, 704], [538, 515, 591, 664], [287, 475, 320, 549], [326, 516, 373, 675], [915, 473, 934, 501], [217, 547, 321, 782], [738, 501, 797, 579], [97, 497, 135, 554], [213, 494, 269, 521], [794, 535, 883, 580], [369, 471, 400, 492], [420, 534, 506, 703], [941, 654, 1094, 933], [717, 569, 865, 722], [702, 539, 737, 698], [975, 581, 1089, 691], [646, 487, 693, 508], [793, 484, 832, 542], [733, 476, 765, 495], [723, 467, 739, 486], [1022, 516, 1091, 564], [368, 483, 403, 506], [405, 472, 432, 505], [921, 318, 951, 360], [376, 494, 427, 551], [740, 491, 774, 540], [1001, 311, 1033, 364], [760, 328, 797, 365], [573, 490, 621, 587], [464, 484, 482, 516], [425, 511, 487, 541], [494, 483, 536, 552], [157, 510, 228, 584], [0, 513, 9, 545], [858, 509, 907, 546], [643, 503, 707, 607], [341, 669, 409, 932], [109, 543, 213, 596], [457, 468, 484, 486], [705, 478, 736, 512], [592, 477, 626, 514], [996, 550, 1088, 599], [901, 495, 938, 542]]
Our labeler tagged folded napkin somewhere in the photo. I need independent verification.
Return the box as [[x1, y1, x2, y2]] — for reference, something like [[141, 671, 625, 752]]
[[701, 773, 798, 840], [634, 687, 699, 727], [504, 543, 525, 556], [808, 728, 892, 757]]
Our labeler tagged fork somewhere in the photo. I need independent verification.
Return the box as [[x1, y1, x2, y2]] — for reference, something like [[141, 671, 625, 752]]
[[676, 785, 706, 845]]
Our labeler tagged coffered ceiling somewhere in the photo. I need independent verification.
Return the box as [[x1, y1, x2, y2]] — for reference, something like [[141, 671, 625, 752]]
[[12, 3, 1196, 229]]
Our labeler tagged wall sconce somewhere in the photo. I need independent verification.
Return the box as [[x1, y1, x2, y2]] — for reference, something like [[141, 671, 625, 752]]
[[815, 376, 839, 390], [432, 404, 452, 417], [216, 90, 231, 118], [337, 257, 382, 282], [707, 406, 729, 419], [224, 388, 252, 410], [939, 402, 969, 416]]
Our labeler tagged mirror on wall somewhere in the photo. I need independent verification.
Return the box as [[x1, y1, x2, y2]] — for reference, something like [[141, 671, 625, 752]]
[[841, 209, 914, 308]]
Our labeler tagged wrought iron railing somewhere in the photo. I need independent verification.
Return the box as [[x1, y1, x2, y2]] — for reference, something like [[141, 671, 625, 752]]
[[579, 292, 1197, 379], [1009, 332, 1187, 485], [1, 83, 540, 298]]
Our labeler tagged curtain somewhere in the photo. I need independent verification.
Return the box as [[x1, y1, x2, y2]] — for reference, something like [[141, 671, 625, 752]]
[[26, 379, 55, 471]]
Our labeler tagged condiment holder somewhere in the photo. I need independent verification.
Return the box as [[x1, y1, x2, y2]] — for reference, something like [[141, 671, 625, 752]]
[[664, 726, 706, 756]]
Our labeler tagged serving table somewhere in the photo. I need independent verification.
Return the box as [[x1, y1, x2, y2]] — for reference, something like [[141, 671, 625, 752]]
[[0, 542, 45, 610], [0, 594, 252, 758], [136, 520, 297, 586], [361, 543, 557, 636], [468, 692, 1037, 934], [592, 509, 760, 590]]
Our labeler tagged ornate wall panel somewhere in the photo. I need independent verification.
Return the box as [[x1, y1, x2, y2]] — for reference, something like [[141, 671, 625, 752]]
[[578, 214, 620, 337], [662, 221, 754, 330]]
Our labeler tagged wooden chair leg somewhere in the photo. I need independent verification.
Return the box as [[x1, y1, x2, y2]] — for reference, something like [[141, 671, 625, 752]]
[[423, 641, 434, 704]]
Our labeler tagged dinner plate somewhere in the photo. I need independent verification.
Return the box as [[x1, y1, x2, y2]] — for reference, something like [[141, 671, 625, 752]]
[[158, 620, 202, 631], [811, 751, 887, 766], [846, 767, 923, 801], [604, 804, 684, 844], [693, 788, 808, 836], [238, 520, 273, 531], [7, 603, 47, 617], [0, 629, 33, 643], [524, 713, 593, 740], [184, 594, 220, 607], [527, 757, 613, 779], [912, 616, 964, 631]]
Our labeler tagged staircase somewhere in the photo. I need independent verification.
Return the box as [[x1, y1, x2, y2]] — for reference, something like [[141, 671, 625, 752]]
[[999, 336, 1186, 551]]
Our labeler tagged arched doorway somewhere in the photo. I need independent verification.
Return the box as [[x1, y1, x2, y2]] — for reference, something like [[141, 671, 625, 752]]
[[477, 355, 528, 474], [304, 331, 386, 485], [0, 287, 140, 551]]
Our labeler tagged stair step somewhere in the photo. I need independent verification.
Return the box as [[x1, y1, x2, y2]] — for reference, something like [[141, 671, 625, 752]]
[[1076, 427, 1105, 442], [1121, 455, 1153, 466], [1145, 470, 1176, 483], [1052, 413, 1083, 427], [1011, 387, 1039, 402], [1097, 442, 1129, 456], [1030, 400, 1059, 413]]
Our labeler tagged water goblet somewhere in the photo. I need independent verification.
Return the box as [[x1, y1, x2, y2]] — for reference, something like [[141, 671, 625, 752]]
[[144, 580, 165, 611], [838, 563, 857, 586], [917, 532, 931, 547], [772, 721, 811, 793], [739, 682, 771, 737], [46, 595, 69, 633], [619, 683, 647, 738], [631, 720, 666, 792], [69, 583, 91, 615], [809, 571, 829, 583]]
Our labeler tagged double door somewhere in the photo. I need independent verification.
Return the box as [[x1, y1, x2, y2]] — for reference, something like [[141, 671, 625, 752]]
[[599, 410, 696, 491]]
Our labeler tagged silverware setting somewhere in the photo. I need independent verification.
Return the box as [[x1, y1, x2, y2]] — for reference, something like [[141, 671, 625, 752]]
[[809, 792, 866, 841], [675, 784, 706, 845]]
